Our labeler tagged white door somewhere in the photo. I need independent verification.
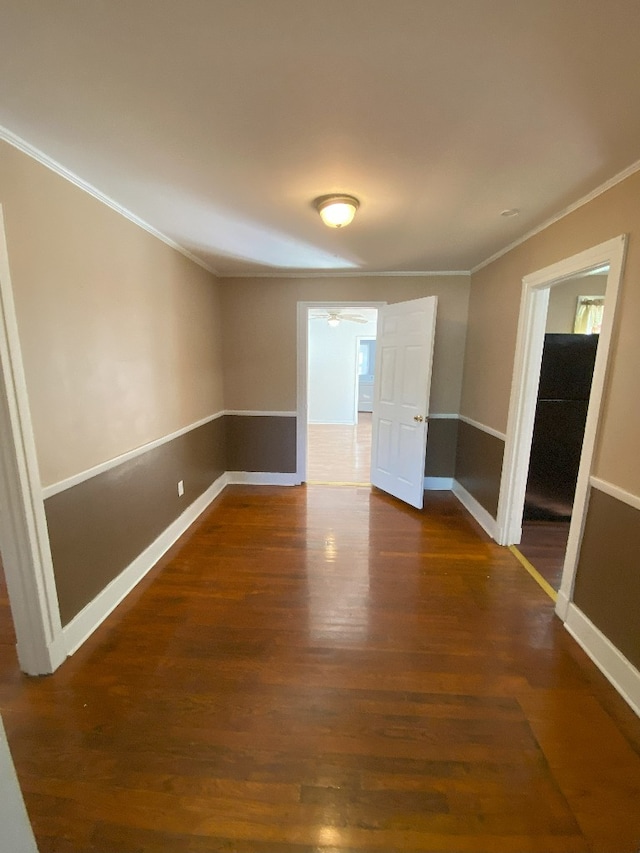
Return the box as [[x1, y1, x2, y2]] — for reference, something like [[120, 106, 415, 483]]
[[371, 297, 438, 509]]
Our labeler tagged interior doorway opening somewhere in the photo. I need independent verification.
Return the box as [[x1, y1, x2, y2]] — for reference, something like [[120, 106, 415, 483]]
[[298, 295, 438, 509], [305, 306, 378, 485], [512, 268, 608, 594], [496, 235, 626, 622], [296, 300, 386, 483]]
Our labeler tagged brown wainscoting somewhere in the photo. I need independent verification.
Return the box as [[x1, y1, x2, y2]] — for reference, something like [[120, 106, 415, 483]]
[[424, 416, 458, 478], [573, 486, 640, 671], [454, 419, 504, 517], [226, 414, 296, 473], [45, 416, 226, 626]]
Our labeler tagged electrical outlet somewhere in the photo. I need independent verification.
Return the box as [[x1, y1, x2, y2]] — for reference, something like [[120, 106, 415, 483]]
[[177, 480, 184, 497]]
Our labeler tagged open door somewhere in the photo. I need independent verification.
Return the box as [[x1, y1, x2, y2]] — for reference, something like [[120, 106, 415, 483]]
[[371, 297, 437, 509]]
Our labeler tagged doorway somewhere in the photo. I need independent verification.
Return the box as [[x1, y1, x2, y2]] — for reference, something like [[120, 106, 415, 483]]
[[296, 302, 385, 485], [299, 295, 438, 510], [305, 306, 378, 484], [496, 235, 626, 621], [512, 269, 607, 594]]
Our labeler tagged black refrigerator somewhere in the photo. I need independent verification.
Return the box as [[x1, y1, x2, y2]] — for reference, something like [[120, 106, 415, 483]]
[[523, 333, 599, 521]]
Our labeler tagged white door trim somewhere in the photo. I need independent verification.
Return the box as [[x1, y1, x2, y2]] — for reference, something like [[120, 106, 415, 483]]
[[296, 301, 386, 482], [0, 206, 66, 674], [495, 235, 627, 621], [355, 334, 376, 418]]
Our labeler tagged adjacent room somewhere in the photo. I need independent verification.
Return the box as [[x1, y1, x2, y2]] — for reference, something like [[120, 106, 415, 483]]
[[1, 2, 640, 852], [306, 305, 378, 484]]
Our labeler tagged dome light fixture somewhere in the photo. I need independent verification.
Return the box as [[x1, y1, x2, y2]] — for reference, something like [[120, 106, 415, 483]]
[[314, 194, 360, 228]]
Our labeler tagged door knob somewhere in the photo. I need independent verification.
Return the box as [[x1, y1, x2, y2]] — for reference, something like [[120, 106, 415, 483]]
[[413, 415, 424, 422]]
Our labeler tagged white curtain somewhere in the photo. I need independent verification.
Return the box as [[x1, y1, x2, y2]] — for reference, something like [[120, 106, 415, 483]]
[[574, 296, 604, 334]]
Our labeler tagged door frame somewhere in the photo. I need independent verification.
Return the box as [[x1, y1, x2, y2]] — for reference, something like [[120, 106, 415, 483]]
[[296, 301, 385, 482], [496, 235, 627, 619], [355, 335, 376, 419], [0, 205, 66, 675]]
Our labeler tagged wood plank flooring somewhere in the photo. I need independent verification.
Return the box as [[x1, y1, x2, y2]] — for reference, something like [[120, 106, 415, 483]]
[[517, 521, 571, 592], [1, 486, 640, 853], [307, 414, 372, 483], [0, 557, 17, 674]]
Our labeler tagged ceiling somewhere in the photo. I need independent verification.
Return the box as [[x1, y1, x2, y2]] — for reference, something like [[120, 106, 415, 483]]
[[1, 0, 640, 277]]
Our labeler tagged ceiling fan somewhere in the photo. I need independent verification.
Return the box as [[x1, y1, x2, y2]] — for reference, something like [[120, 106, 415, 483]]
[[310, 310, 369, 327]]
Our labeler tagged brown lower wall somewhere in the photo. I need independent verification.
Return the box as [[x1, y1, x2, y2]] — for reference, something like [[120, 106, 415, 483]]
[[45, 417, 226, 626], [425, 417, 458, 478], [454, 420, 504, 517], [573, 486, 640, 671], [226, 415, 297, 473], [224, 413, 458, 479]]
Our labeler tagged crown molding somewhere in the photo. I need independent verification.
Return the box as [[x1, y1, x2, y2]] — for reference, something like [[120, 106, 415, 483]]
[[472, 158, 640, 274], [0, 125, 220, 277], [4, 124, 639, 282], [219, 269, 470, 279]]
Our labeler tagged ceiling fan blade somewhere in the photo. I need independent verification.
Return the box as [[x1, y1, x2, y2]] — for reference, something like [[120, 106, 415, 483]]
[[310, 311, 370, 324]]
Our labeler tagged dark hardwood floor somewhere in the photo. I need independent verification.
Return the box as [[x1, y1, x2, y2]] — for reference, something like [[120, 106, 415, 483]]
[[0, 556, 17, 673], [1, 486, 639, 852], [517, 520, 571, 591]]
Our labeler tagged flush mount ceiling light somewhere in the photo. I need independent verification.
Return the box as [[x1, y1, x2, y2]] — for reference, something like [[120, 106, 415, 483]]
[[314, 194, 360, 228]]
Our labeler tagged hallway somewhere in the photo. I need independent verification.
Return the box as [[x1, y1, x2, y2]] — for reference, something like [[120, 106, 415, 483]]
[[1, 486, 639, 852]]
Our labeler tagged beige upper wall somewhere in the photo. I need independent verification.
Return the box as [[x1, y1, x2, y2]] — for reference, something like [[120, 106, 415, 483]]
[[461, 168, 640, 494], [0, 141, 224, 487], [219, 275, 470, 415], [546, 274, 607, 334]]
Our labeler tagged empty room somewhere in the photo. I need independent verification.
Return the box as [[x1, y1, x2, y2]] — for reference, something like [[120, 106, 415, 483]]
[[1, 2, 640, 851]]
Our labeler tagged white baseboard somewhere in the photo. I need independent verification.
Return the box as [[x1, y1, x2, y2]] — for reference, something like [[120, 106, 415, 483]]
[[62, 473, 228, 655], [424, 477, 453, 490], [308, 420, 356, 426], [564, 603, 640, 717], [451, 479, 499, 539], [227, 472, 299, 486]]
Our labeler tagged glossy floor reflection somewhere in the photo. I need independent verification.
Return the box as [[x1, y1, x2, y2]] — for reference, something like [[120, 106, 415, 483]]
[[518, 520, 571, 591], [1, 487, 639, 852]]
